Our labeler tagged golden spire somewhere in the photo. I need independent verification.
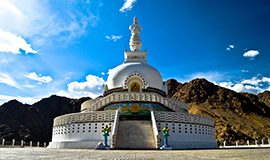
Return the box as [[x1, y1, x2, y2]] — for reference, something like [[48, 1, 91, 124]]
[[134, 17, 138, 24]]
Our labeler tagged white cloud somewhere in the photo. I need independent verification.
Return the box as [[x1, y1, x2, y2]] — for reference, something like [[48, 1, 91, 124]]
[[0, 0, 24, 18], [241, 70, 249, 73], [243, 50, 259, 59], [68, 74, 104, 96], [0, 94, 39, 105], [226, 44, 234, 51], [22, 84, 36, 88], [0, 54, 14, 64], [55, 90, 71, 98], [262, 77, 270, 84], [119, 0, 137, 13], [26, 72, 52, 83], [101, 72, 105, 75], [105, 35, 122, 42], [0, 0, 98, 48], [241, 77, 261, 86], [55, 89, 100, 99], [219, 82, 234, 88], [0, 73, 20, 88], [0, 28, 37, 54], [219, 81, 263, 94], [218, 75, 270, 94]]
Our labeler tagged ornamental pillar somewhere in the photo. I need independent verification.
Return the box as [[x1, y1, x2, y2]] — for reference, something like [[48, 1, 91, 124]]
[[102, 125, 111, 148], [161, 125, 172, 150]]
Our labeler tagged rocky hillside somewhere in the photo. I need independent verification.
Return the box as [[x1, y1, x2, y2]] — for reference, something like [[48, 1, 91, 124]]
[[0, 95, 90, 143], [167, 78, 270, 145]]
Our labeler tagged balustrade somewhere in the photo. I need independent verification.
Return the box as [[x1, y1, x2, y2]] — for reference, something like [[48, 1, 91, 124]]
[[111, 110, 119, 149], [81, 92, 188, 114], [154, 111, 214, 127], [151, 111, 160, 149], [53, 111, 116, 127]]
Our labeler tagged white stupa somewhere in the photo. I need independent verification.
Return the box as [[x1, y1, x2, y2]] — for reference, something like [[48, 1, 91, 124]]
[[48, 17, 217, 149]]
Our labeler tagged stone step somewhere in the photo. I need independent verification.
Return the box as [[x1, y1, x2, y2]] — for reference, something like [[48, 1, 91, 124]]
[[115, 120, 156, 149]]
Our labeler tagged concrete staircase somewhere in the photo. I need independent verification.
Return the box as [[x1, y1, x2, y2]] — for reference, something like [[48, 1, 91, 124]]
[[115, 120, 156, 149]]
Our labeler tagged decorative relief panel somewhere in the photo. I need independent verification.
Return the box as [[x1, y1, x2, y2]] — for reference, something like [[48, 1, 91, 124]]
[[102, 102, 169, 116]]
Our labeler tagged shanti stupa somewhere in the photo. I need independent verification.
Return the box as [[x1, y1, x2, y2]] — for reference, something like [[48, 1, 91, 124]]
[[48, 17, 217, 149]]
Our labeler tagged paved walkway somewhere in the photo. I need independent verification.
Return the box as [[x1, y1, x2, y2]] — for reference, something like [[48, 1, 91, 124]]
[[0, 147, 270, 159]]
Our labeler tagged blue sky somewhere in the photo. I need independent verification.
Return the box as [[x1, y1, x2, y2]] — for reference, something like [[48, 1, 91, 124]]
[[0, 0, 270, 104]]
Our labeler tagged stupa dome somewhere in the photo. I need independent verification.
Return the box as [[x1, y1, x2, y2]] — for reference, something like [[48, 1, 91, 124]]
[[106, 62, 164, 91]]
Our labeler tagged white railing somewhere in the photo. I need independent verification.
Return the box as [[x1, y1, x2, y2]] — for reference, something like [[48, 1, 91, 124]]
[[81, 98, 102, 111], [165, 97, 188, 112], [53, 110, 116, 127], [81, 92, 188, 113], [154, 111, 215, 127], [151, 111, 160, 149], [1, 139, 46, 148], [111, 110, 119, 149]]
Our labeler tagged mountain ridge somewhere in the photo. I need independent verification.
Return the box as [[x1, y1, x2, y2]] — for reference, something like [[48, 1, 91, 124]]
[[167, 78, 270, 145], [0, 95, 90, 143]]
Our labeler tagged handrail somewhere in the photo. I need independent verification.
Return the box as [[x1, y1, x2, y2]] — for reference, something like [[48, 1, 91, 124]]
[[154, 111, 215, 127], [111, 110, 119, 149], [81, 98, 102, 111], [81, 92, 188, 113], [151, 111, 160, 149], [165, 97, 188, 112], [53, 110, 116, 127]]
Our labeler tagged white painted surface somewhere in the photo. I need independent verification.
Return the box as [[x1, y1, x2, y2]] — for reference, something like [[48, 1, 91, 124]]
[[106, 62, 165, 92], [157, 122, 216, 149], [124, 51, 147, 64], [52, 122, 114, 142], [49, 120, 216, 149]]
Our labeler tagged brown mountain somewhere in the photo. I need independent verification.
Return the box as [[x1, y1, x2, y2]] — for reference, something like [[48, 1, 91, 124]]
[[167, 78, 270, 145], [0, 95, 90, 143], [258, 91, 270, 107]]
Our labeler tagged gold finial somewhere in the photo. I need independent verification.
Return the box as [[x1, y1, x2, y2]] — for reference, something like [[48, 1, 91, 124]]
[[103, 125, 111, 132], [134, 17, 138, 24], [162, 125, 170, 131]]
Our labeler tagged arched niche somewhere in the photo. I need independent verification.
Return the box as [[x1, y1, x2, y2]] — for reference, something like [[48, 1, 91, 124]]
[[128, 80, 141, 92], [123, 72, 147, 92]]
